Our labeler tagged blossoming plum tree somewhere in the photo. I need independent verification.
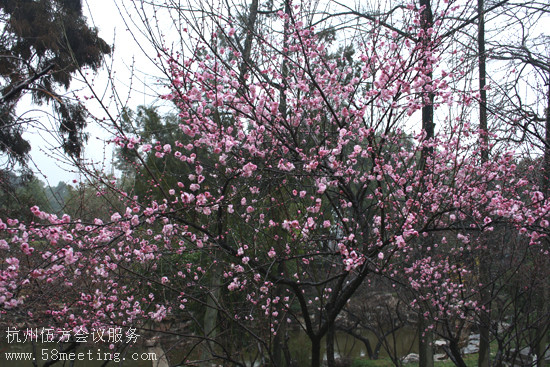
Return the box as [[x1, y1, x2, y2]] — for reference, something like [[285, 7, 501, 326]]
[[1, 1, 549, 366]]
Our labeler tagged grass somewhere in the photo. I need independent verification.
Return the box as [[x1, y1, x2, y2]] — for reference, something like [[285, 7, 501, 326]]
[[351, 359, 395, 367]]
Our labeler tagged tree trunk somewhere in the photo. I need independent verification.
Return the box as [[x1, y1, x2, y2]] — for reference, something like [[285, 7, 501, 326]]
[[418, 316, 434, 367], [417, 0, 435, 360], [200, 266, 221, 366], [477, 2, 492, 365], [419, 0, 434, 150], [273, 329, 284, 367], [444, 339, 468, 367], [311, 336, 322, 367], [272, 263, 288, 367], [478, 0, 489, 162], [478, 287, 491, 367], [536, 77, 550, 367], [326, 322, 336, 367], [536, 320, 548, 367], [238, 0, 259, 87]]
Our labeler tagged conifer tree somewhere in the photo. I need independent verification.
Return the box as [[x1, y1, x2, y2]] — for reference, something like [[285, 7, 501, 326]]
[[0, 0, 110, 168]]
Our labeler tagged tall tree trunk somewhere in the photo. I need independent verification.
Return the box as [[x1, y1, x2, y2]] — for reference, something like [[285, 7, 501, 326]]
[[419, 0, 434, 149], [238, 0, 259, 87], [418, 2, 434, 366], [536, 77, 550, 367], [543, 72, 550, 193], [478, 0, 489, 162], [477, 3, 492, 366], [200, 266, 221, 366], [478, 265, 491, 367], [201, 1, 259, 361]]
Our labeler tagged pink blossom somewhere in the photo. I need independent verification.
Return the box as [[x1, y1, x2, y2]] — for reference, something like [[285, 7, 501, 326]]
[[242, 162, 257, 177], [0, 240, 9, 250]]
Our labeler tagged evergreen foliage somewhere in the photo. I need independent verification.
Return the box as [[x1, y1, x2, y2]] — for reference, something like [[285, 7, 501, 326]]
[[0, 0, 111, 167]]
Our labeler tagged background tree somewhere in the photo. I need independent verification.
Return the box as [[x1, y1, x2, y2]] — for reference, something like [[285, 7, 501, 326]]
[[476, 2, 550, 365], [0, 171, 51, 220], [0, 0, 111, 170]]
